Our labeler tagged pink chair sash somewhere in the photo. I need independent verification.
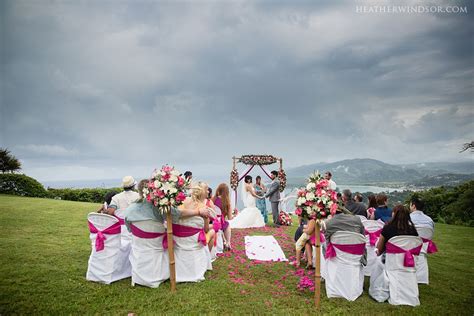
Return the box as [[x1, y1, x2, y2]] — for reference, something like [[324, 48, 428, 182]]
[[130, 223, 168, 249], [113, 215, 125, 225], [364, 228, 382, 246], [172, 224, 207, 246], [421, 237, 438, 254], [385, 242, 422, 267], [88, 221, 121, 252], [310, 232, 326, 245], [325, 242, 366, 259]]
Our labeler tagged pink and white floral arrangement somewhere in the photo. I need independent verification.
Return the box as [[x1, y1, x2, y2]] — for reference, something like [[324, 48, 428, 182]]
[[294, 171, 341, 220], [143, 165, 189, 213]]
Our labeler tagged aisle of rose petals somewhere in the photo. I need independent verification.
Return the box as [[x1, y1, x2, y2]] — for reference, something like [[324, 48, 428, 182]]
[[211, 225, 315, 304]]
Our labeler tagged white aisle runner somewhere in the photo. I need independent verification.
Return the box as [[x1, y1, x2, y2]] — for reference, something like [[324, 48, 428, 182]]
[[244, 235, 288, 262]]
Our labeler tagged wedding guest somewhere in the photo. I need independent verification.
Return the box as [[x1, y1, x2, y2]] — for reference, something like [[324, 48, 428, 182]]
[[374, 193, 392, 223], [324, 171, 337, 190], [292, 217, 310, 267], [409, 197, 434, 229], [97, 190, 117, 213], [184, 171, 193, 182], [366, 194, 377, 220], [212, 183, 233, 251], [207, 187, 213, 200], [376, 204, 418, 255], [354, 193, 363, 203], [124, 180, 211, 231], [342, 189, 367, 217], [302, 217, 317, 269], [106, 176, 139, 217], [255, 176, 268, 224]]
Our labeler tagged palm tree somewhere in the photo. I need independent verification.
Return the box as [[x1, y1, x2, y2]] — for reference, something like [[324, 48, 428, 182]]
[[460, 141, 474, 153], [0, 148, 22, 173]]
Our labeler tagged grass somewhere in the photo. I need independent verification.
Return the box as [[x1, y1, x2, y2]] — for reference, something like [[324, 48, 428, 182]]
[[0, 194, 473, 315]]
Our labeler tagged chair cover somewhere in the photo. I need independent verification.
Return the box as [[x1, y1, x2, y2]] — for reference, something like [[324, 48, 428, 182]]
[[210, 206, 224, 260], [363, 220, 385, 276], [113, 209, 132, 280], [86, 213, 131, 284], [325, 231, 366, 301], [356, 215, 368, 223], [369, 235, 423, 306], [173, 216, 212, 283], [129, 220, 169, 288], [415, 226, 437, 284]]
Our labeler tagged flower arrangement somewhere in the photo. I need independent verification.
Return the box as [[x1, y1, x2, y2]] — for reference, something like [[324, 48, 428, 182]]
[[142, 165, 189, 213], [230, 168, 239, 191], [239, 155, 278, 166], [278, 210, 292, 226], [278, 168, 287, 192], [294, 171, 341, 220]]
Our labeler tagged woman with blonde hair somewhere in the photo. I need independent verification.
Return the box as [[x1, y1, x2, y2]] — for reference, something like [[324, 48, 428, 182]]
[[212, 183, 233, 251]]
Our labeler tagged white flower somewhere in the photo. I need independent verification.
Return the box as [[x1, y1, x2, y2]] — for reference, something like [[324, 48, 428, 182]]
[[161, 182, 173, 192], [171, 170, 180, 176], [154, 180, 160, 188], [297, 197, 307, 205], [169, 187, 177, 194], [170, 198, 175, 205], [306, 183, 316, 190], [170, 175, 178, 182], [306, 192, 315, 200], [159, 197, 169, 205]]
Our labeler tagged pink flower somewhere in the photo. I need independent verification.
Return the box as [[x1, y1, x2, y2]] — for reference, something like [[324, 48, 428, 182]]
[[176, 191, 186, 202], [295, 208, 302, 216], [330, 203, 338, 215], [146, 194, 152, 202], [317, 179, 329, 189], [162, 165, 173, 173], [148, 181, 155, 189], [154, 190, 165, 198], [177, 176, 185, 186], [162, 173, 171, 181], [331, 191, 338, 201]]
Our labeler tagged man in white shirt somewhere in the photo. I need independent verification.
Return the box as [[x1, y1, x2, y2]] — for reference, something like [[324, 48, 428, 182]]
[[106, 176, 140, 218], [410, 197, 434, 229], [324, 171, 337, 191]]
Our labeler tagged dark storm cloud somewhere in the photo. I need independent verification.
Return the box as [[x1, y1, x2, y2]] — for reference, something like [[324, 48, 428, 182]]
[[1, 0, 473, 181]]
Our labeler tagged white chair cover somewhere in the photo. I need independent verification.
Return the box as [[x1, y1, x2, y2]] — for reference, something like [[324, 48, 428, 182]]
[[210, 206, 224, 260], [312, 243, 327, 280], [356, 215, 368, 223], [415, 226, 434, 284], [369, 235, 423, 306], [86, 213, 131, 284], [129, 220, 169, 288], [113, 209, 132, 280], [173, 216, 212, 283], [363, 220, 385, 276], [325, 231, 366, 301]]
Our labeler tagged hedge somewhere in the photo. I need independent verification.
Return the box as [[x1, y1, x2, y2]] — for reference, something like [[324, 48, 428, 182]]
[[46, 187, 122, 203], [0, 173, 48, 197]]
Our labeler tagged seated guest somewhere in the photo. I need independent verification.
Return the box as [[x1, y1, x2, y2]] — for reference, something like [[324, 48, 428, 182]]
[[366, 194, 377, 220], [124, 180, 210, 231], [376, 204, 418, 255], [409, 197, 434, 229], [292, 214, 309, 267], [212, 183, 233, 251], [354, 193, 363, 203], [302, 217, 317, 269], [97, 190, 117, 213], [374, 193, 392, 223], [106, 176, 139, 217], [342, 189, 367, 217]]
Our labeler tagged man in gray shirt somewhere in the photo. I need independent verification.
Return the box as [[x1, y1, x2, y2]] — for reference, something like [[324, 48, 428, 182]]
[[342, 189, 367, 217]]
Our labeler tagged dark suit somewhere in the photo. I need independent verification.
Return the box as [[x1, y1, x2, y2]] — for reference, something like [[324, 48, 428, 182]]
[[265, 179, 280, 225], [345, 200, 367, 217]]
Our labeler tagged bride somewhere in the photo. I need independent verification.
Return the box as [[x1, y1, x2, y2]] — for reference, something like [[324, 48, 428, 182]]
[[229, 175, 265, 229]]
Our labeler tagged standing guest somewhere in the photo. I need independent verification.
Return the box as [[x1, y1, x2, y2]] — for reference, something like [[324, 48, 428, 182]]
[[265, 170, 281, 227], [366, 194, 377, 220], [212, 183, 233, 251], [409, 197, 434, 229], [196, 182, 216, 252], [255, 176, 268, 224], [376, 204, 418, 255], [106, 176, 139, 218], [374, 193, 392, 223], [342, 189, 367, 217], [123, 180, 211, 231], [325, 171, 337, 190], [354, 193, 363, 203], [184, 171, 193, 182], [97, 190, 117, 213]]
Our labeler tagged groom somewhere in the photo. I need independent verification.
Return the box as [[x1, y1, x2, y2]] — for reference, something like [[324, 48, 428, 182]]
[[265, 170, 281, 226]]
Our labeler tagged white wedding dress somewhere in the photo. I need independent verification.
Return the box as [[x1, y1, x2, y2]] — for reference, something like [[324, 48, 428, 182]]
[[229, 185, 265, 229]]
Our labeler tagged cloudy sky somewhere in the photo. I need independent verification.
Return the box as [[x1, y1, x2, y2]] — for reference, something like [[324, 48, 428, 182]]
[[1, 0, 473, 182]]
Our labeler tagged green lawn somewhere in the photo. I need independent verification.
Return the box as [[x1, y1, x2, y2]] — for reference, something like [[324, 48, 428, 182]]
[[0, 194, 473, 315]]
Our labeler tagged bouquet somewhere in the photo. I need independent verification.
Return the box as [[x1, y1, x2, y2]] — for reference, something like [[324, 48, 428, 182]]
[[294, 171, 341, 220], [143, 165, 189, 213], [279, 210, 292, 226]]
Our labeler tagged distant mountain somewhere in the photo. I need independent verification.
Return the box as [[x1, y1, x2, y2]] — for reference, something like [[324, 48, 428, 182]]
[[407, 173, 474, 188], [286, 158, 474, 186]]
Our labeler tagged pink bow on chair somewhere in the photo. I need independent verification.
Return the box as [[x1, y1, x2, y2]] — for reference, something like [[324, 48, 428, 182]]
[[325, 242, 366, 259], [88, 221, 121, 252], [385, 242, 422, 267], [421, 238, 438, 254], [130, 223, 168, 249], [364, 228, 382, 246], [172, 224, 207, 246]]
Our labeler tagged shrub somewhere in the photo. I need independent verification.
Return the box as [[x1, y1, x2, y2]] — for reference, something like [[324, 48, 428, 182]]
[[0, 173, 47, 197], [46, 187, 122, 203]]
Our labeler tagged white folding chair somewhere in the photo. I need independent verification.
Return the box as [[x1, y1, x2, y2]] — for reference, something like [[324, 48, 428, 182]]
[[129, 220, 169, 288], [113, 209, 132, 280], [173, 216, 212, 283], [415, 226, 436, 284], [86, 213, 131, 284], [325, 231, 366, 301], [369, 235, 423, 306], [363, 220, 385, 276]]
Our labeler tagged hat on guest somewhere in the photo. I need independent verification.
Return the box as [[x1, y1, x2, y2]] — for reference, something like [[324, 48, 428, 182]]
[[122, 176, 137, 189]]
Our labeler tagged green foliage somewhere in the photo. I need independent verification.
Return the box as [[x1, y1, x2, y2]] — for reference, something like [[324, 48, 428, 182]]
[[408, 181, 474, 226], [46, 187, 122, 203], [0, 173, 47, 197], [0, 148, 22, 173], [0, 195, 473, 315]]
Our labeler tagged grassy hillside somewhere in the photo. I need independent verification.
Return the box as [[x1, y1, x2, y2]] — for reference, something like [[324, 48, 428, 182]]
[[0, 195, 473, 315]]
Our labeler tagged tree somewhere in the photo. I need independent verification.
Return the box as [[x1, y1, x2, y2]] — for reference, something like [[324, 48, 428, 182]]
[[0, 148, 22, 173], [460, 141, 474, 153]]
